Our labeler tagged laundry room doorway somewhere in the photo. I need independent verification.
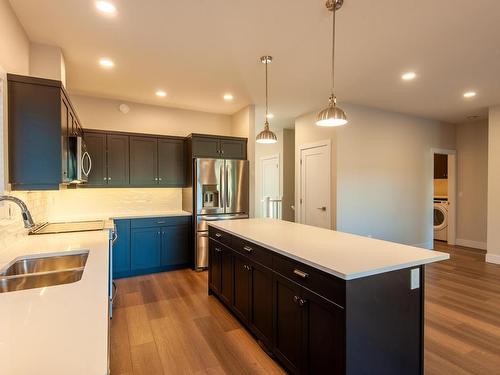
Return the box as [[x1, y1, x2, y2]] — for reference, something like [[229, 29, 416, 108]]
[[432, 148, 456, 247]]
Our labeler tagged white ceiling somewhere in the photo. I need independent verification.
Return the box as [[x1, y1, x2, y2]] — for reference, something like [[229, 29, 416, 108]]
[[9, 0, 500, 125]]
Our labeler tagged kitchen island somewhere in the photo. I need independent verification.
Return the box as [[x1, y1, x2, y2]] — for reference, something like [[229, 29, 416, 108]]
[[207, 218, 449, 375]]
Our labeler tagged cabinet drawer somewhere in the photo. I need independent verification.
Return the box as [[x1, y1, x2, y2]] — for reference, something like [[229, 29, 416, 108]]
[[273, 255, 345, 307], [232, 237, 272, 268], [131, 216, 190, 228], [208, 226, 233, 247]]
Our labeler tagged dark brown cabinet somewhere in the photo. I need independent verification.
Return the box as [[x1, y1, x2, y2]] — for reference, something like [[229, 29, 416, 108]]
[[434, 153, 448, 179], [130, 136, 158, 185], [84, 132, 129, 186], [220, 244, 234, 306], [209, 241, 222, 294], [158, 138, 185, 186], [233, 253, 251, 321], [248, 261, 274, 347], [188, 134, 247, 159], [7, 74, 84, 190]]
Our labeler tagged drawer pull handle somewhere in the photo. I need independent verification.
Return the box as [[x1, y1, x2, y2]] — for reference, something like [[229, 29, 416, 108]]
[[293, 295, 300, 304], [215, 232, 222, 238], [298, 298, 307, 307], [243, 264, 252, 271], [215, 247, 222, 253], [243, 245, 253, 253], [157, 221, 166, 224], [293, 269, 309, 279]]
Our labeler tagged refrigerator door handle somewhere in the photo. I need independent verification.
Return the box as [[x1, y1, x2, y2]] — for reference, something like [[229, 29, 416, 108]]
[[225, 165, 229, 209], [220, 163, 225, 209]]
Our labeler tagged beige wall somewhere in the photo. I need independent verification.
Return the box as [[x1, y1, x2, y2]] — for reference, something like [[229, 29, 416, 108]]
[[456, 120, 488, 248], [295, 103, 456, 248], [0, 0, 30, 75], [487, 107, 500, 264], [29, 43, 66, 86], [231, 105, 255, 217], [71, 94, 232, 137]]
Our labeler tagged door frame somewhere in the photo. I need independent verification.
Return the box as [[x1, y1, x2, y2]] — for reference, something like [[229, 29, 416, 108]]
[[298, 140, 331, 227], [431, 148, 456, 247], [260, 153, 281, 215], [0, 65, 7, 194]]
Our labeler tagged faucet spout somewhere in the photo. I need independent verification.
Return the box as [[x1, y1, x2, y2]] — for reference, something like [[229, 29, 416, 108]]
[[0, 195, 36, 229]]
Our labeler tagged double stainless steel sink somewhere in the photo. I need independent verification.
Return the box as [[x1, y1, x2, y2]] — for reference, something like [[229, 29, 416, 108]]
[[0, 251, 89, 293]]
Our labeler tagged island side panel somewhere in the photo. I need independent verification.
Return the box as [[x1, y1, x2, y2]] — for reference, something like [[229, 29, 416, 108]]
[[345, 266, 424, 375]]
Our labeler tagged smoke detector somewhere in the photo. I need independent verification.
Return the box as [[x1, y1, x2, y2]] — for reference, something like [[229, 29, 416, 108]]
[[119, 104, 130, 114]]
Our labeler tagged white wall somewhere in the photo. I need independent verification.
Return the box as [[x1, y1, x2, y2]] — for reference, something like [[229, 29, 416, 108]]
[[487, 107, 500, 264], [71, 94, 232, 137], [456, 120, 488, 249], [295, 103, 456, 248], [29, 43, 66, 86], [0, 0, 30, 75], [231, 105, 256, 217]]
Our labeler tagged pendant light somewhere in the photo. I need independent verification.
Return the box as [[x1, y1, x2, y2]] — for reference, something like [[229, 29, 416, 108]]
[[316, 0, 348, 127], [256, 55, 278, 144]]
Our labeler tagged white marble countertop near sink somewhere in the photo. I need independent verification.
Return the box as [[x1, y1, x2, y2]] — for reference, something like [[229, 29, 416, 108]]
[[209, 218, 449, 280], [0, 227, 113, 375], [46, 209, 192, 222]]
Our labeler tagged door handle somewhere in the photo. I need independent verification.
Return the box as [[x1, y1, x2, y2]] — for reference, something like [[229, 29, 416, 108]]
[[317, 206, 326, 211]]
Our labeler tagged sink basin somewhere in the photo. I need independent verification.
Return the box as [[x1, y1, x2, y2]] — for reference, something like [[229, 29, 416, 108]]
[[0, 252, 88, 277], [0, 269, 84, 293], [0, 251, 89, 293]]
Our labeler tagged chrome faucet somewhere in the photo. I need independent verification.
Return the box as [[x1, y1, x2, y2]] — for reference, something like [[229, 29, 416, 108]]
[[0, 195, 35, 229]]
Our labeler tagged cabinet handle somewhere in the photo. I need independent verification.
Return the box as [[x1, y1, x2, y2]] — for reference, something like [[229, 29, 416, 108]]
[[243, 245, 253, 253], [215, 247, 222, 253], [159, 178, 162, 181], [157, 221, 166, 224], [293, 269, 309, 279], [103, 177, 107, 181], [293, 295, 300, 304], [215, 232, 222, 238], [157, 231, 160, 235], [298, 298, 307, 307], [108, 177, 111, 181], [154, 177, 158, 181], [221, 150, 224, 155]]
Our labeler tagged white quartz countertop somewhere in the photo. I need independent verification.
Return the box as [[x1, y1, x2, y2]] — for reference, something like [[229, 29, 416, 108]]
[[209, 219, 449, 280], [46, 210, 191, 222], [0, 229, 112, 375]]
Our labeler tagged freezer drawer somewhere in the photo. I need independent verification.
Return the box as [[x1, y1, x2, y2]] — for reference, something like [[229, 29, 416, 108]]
[[196, 231, 209, 269]]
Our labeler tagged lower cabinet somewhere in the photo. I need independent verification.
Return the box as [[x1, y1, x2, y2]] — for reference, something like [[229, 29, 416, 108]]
[[208, 240, 234, 307], [113, 216, 191, 279]]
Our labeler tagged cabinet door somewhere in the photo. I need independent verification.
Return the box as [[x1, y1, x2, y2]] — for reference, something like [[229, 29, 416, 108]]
[[158, 138, 185, 186], [107, 134, 130, 186], [191, 136, 220, 158], [161, 224, 190, 267], [209, 239, 222, 293], [233, 254, 251, 322], [434, 153, 448, 179], [219, 138, 246, 159], [302, 288, 345, 375], [113, 220, 131, 278], [249, 261, 273, 348], [274, 275, 303, 375], [84, 132, 107, 186], [219, 246, 233, 306], [130, 136, 158, 185], [61, 97, 70, 183], [131, 227, 161, 271]]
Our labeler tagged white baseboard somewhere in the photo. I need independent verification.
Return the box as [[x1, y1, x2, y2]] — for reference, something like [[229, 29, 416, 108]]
[[486, 253, 500, 265], [413, 242, 433, 250], [456, 238, 487, 250]]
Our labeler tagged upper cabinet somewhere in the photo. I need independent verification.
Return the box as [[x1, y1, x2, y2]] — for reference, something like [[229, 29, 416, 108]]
[[7, 74, 83, 190], [158, 138, 185, 186], [188, 134, 247, 159], [434, 154, 448, 179], [130, 136, 158, 186]]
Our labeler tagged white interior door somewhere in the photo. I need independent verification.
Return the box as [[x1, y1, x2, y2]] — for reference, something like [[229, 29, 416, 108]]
[[300, 142, 331, 229], [261, 155, 280, 200]]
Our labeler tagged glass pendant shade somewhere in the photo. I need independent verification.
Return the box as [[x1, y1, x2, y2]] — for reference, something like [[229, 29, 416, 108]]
[[256, 121, 277, 144]]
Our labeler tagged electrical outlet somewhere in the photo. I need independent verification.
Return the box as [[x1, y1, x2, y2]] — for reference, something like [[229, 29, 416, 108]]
[[410, 268, 420, 290]]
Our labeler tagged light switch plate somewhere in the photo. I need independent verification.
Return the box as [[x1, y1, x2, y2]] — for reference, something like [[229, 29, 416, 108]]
[[410, 268, 420, 290]]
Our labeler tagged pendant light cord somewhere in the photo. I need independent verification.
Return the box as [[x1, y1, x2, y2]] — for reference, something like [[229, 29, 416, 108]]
[[265, 59, 269, 124], [331, 1, 336, 101]]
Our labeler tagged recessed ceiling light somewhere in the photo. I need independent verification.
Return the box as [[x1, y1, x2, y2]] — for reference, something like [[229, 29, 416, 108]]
[[99, 58, 114, 68], [266, 113, 274, 119], [156, 90, 167, 97], [96, 1, 116, 14], [223, 94, 234, 101], [401, 72, 416, 81], [463, 91, 477, 98]]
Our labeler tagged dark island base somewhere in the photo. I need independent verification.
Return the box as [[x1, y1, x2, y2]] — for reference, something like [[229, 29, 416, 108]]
[[208, 227, 425, 375]]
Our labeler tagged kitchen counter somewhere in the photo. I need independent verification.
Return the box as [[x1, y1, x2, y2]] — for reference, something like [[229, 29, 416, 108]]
[[47, 210, 191, 222], [209, 218, 449, 280], [0, 226, 113, 375]]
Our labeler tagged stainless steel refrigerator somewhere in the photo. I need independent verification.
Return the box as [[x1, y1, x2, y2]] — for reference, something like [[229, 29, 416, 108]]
[[183, 158, 249, 270]]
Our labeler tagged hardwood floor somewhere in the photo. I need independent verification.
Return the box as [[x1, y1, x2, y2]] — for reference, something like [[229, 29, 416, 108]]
[[111, 242, 500, 374]]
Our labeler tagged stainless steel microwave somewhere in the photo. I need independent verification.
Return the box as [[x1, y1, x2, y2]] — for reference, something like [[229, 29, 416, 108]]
[[66, 136, 91, 184]]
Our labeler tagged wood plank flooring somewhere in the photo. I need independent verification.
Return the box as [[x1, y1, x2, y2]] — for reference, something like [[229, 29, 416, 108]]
[[111, 242, 500, 374]]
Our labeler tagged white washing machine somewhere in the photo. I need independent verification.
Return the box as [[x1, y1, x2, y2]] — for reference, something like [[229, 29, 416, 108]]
[[434, 199, 448, 242]]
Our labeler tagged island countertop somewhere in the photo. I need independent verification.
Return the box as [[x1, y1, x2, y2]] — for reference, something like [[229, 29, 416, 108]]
[[208, 218, 449, 280]]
